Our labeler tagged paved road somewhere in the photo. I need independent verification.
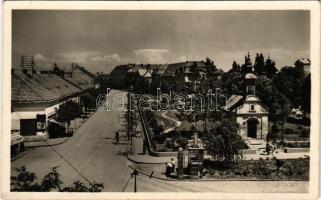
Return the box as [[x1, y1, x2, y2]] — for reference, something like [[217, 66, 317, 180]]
[[124, 175, 308, 193], [11, 90, 132, 192], [11, 89, 308, 193]]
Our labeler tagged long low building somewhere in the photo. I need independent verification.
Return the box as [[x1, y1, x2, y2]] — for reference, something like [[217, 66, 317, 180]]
[[11, 64, 95, 141]]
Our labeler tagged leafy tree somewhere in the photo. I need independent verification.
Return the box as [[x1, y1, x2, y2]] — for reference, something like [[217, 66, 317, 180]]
[[56, 100, 82, 130], [205, 57, 217, 76], [11, 166, 104, 192], [301, 74, 311, 114], [189, 62, 201, 86], [265, 58, 277, 78], [205, 125, 244, 164], [230, 61, 240, 72], [272, 65, 305, 108], [254, 53, 265, 75], [221, 71, 243, 96], [80, 93, 96, 111]]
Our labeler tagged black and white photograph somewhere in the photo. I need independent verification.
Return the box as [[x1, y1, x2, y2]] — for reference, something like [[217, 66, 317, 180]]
[[1, 1, 320, 199]]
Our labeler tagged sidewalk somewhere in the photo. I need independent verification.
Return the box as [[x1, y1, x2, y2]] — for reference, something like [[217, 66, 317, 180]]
[[24, 137, 70, 148], [24, 112, 96, 148]]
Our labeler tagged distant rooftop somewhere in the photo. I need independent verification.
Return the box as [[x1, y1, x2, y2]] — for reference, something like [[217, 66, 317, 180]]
[[295, 58, 311, 65]]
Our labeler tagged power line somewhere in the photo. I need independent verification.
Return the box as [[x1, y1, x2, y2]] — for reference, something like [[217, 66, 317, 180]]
[[45, 141, 93, 185], [121, 176, 132, 192]]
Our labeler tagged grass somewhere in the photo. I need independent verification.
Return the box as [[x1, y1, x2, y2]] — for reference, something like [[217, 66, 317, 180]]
[[271, 121, 310, 142], [153, 111, 176, 131]]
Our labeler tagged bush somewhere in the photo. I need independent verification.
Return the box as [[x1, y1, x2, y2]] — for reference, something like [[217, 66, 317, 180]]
[[299, 129, 309, 138], [284, 128, 294, 135], [47, 122, 66, 138], [11, 166, 104, 192]]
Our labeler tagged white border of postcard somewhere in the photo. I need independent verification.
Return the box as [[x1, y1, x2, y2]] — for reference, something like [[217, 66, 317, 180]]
[[1, 1, 320, 200]]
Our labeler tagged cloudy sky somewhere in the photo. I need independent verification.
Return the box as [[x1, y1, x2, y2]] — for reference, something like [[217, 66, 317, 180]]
[[12, 10, 310, 73]]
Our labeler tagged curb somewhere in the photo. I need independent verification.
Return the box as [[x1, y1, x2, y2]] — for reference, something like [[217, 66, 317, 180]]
[[25, 137, 70, 148], [127, 155, 167, 165]]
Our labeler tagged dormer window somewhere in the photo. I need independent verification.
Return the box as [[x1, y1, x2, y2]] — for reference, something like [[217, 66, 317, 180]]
[[250, 104, 255, 112]]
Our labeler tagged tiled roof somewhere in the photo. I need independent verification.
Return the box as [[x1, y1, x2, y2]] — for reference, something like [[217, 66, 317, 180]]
[[224, 95, 243, 111], [12, 73, 49, 102], [162, 64, 179, 77], [162, 61, 206, 77], [12, 70, 81, 103], [64, 68, 94, 90]]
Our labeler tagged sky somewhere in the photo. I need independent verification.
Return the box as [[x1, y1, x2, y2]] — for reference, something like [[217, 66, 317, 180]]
[[12, 10, 310, 73]]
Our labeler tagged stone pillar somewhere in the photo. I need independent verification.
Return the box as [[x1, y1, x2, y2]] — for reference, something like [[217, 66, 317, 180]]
[[177, 147, 184, 179]]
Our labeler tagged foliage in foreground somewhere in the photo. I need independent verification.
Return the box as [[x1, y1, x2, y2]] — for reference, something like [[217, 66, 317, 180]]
[[205, 125, 246, 164], [11, 166, 104, 192]]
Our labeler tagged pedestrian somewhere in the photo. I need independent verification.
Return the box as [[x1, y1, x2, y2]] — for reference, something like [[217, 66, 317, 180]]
[[170, 158, 176, 173], [165, 162, 172, 177], [266, 142, 270, 155], [115, 131, 120, 144]]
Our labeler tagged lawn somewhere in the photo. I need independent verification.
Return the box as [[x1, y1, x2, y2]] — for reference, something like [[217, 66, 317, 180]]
[[153, 111, 176, 130], [271, 121, 310, 142]]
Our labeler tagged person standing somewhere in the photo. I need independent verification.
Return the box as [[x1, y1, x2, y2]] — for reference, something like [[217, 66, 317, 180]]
[[115, 131, 120, 144], [170, 158, 176, 173]]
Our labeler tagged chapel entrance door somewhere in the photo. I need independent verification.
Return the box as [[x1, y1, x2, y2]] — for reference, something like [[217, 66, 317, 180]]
[[247, 118, 258, 139]]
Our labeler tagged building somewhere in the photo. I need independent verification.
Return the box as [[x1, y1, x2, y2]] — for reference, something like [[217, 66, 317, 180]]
[[11, 62, 95, 141], [235, 95, 269, 140], [295, 58, 310, 75], [225, 57, 269, 140], [161, 61, 207, 84]]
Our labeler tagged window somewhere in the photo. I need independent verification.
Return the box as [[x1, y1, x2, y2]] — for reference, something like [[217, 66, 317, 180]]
[[250, 104, 255, 111]]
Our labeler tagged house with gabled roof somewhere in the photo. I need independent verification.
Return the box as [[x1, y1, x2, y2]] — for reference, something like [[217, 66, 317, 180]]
[[11, 63, 96, 141]]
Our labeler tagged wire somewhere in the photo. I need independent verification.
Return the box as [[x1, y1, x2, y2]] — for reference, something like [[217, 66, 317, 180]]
[[121, 175, 132, 192], [45, 141, 93, 185]]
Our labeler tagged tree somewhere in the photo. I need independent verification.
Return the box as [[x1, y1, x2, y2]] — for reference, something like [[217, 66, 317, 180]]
[[189, 62, 201, 87], [301, 74, 311, 114], [205, 57, 217, 76], [80, 93, 96, 111], [265, 58, 277, 78], [254, 53, 265, 75], [11, 166, 104, 192], [231, 61, 240, 72], [221, 71, 243, 96], [56, 100, 82, 130], [205, 125, 244, 164], [272, 65, 305, 108]]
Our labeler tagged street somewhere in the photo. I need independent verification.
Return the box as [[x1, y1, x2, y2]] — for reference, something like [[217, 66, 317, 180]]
[[11, 90, 132, 191], [11, 90, 308, 193]]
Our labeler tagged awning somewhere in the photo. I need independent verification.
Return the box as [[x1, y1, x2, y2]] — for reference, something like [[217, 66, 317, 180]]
[[48, 119, 62, 125], [11, 111, 45, 120]]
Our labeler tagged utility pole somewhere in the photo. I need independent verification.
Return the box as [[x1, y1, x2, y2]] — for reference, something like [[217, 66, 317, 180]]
[[127, 86, 132, 154], [132, 169, 138, 192]]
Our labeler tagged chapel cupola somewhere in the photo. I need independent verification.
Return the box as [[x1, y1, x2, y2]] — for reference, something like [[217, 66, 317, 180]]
[[244, 72, 257, 96]]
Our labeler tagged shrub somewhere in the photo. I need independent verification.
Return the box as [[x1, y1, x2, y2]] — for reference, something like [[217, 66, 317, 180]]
[[299, 129, 309, 138], [284, 128, 293, 135], [11, 166, 104, 192]]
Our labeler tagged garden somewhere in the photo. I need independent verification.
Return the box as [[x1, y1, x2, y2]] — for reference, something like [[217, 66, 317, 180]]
[[269, 121, 310, 148], [201, 157, 309, 180], [142, 109, 248, 153]]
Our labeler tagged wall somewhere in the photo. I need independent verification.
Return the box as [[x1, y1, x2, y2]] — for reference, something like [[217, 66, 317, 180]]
[[237, 115, 268, 140]]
